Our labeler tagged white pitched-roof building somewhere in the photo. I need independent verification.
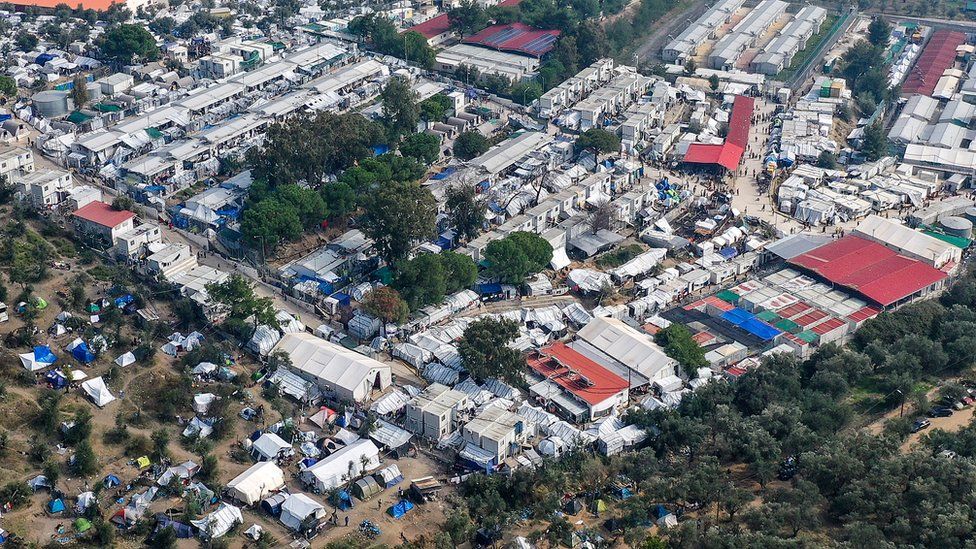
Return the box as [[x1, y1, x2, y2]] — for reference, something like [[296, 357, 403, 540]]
[[273, 332, 392, 403]]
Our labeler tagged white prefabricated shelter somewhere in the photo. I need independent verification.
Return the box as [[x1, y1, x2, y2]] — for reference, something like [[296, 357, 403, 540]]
[[574, 316, 677, 384], [300, 439, 381, 492], [225, 462, 285, 506], [273, 332, 392, 403]]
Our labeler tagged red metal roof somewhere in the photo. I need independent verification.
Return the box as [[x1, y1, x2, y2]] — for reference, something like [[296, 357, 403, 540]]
[[463, 22, 560, 58], [901, 30, 965, 96], [684, 95, 754, 171], [847, 305, 881, 324], [777, 301, 813, 319], [528, 342, 628, 406], [72, 201, 135, 228], [788, 235, 948, 306], [812, 317, 845, 335], [793, 308, 828, 328], [408, 13, 451, 39], [692, 331, 717, 345]]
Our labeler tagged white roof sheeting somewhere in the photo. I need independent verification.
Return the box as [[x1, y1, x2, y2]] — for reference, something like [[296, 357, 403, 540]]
[[279, 493, 325, 532], [225, 462, 285, 506], [274, 332, 392, 403], [576, 317, 676, 382], [191, 502, 243, 539], [853, 214, 961, 268], [251, 433, 291, 461], [300, 439, 380, 492], [469, 132, 553, 175]]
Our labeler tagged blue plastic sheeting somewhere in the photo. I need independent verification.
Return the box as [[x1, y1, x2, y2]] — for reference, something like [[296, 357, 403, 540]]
[[145, 185, 166, 193], [115, 294, 134, 308], [719, 247, 738, 259], [332, 292, 351, 306], [48, 499, 66, 513], [436, 236, 452, 250], [430, 167, 457, 180], [477, 283, 502, 295], [300, 458, 318, 469], [721, 308, 754, 325], [45, 371, 67, 389], [155, 516, 195, 538], [104, 474, 121, 487], [34, 345, 58, 364], [740, 318, 781, 341], [336, 490, 352, 510], [372, 145, 390, 156], [388, 500, 414, 519], [72, 343, 96, 364]]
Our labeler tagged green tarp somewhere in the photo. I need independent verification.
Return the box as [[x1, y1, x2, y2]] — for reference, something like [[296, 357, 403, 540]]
[[145, 127, 164, 139], [797, 330, 818, 343], [756, 310, 780, 322], [716, 290, 739, 304], [775, 318, 802, 334], [66, 111, 92, 124]]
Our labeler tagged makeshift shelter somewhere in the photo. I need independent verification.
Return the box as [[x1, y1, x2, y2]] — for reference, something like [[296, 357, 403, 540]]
[[76, 491, 96, 512], [279, 493, 325, 532], [191, 362, 218, 376], [388, 499, 414, 519], [193, 393, 218, 414], [155, 515, 195, 538], [114, 352, 136, 367], [28, 475, 51, 491], [81, 377, 116, 407], [591, 499, 608, 514], [564, 499, 583, 515], [191, 503, 243, 539], [307, 407, 337, 428], [74, 518, 91, 533], [45, 370, 67, 389], [226, 462, 285, 506], [352, 476, 383, 500], [20, 345, 58, 371], [375, 464, 403, 488], [243, 524, 263, 541], [136, 456, 151, 469], [104, 474, 121, 488]]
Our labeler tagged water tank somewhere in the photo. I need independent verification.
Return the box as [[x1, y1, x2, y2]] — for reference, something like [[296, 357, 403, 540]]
[[32, 90, 70, 118], [940, 216, 972, 239], [85, 82, 102, 102], [963, 207, 976, 225]]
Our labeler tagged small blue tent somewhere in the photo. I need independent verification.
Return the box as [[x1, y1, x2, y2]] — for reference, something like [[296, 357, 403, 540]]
[[72, 342, 96, 364], [388, 500, 414, 519], [103, 474, 121, 488], [48, 499, 66, 513], [155, 515, 195, 538], [45, 371, 67, 389]]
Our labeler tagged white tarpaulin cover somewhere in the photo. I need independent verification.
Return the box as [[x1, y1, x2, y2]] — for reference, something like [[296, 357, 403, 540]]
[[251, 433, 291, 461], [300, 439, 380, 492], [226, 462, 285, 506], [81, 377, 116, 407], [193, 393, 218, 414], [279, 493, 325, 532], [114, 352, 136, 367], [191, 502, 243, 539]]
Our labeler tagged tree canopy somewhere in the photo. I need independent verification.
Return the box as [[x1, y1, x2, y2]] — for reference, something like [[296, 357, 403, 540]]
[[380, 77, 420, 141], [362, 287, 410, 324], [97, 24, 159, 64], [458, 317, 524, 383], [360, 181, 437, 265], [393, 251, 478, 310], [348, 14, 436, 68], [205, 274, 279, 339], [400, 132, 441, 165], [453, 131, 490, 160], [485, 231, 552, 284], [654, 323, 708, 375], [577, 128, 620, 160], [448, 0, 489, 38], [446, 184, 486, 242]]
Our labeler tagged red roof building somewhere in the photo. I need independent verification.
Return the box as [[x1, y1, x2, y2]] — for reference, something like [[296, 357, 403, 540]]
[[463, 22, 560, 58], [901, 30, 966, 97], [527, 341, 629, 421], [72, 201, 136, 244], [788, 235, 949, 307], [684, 95, 755, 171], [408, 14, 452, 42]]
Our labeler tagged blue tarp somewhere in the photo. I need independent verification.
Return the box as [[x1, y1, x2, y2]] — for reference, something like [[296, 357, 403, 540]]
[[332, 292, 351, 306], [740, 318, 781, 341], [72, 342, 96, 364], [388, 500, 414, 519], [300, 458, 318, 469], [430, 167, 457, 180], [104, 474, 121, 487], [371, 145, 390, 156], [34, 346, 58, 364], [145, 185, 166, 193], [719, 247, 738, 259], [477, 283, 502, 295], [114, 294, 134, 308], [436, 236, 452, 250], [36, 53, 57, 66], [336, 490, 352, 510], [721, 308, 754, 326], [48, 499, 65, 513], [155, 516, 195, 538], [45, 371, 67, 389]]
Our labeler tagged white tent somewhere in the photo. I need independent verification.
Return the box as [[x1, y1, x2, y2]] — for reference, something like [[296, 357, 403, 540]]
[[300, 439, 380, 492], [191, 502, 243, 539], [57, 369, 87, 381], [243, 524, 263, 541], [251, 433, 291, 461], [114, 352, 136, 367], [19, 347, 57, 371], [81, 377, 116, 407], [193, 393, 218, 414], [225, 462, 285, 506], [182, 417, 213, 439], [191, 362, 218, 375], [279, 493, 325, 532], [247, 325, 282, 356], [75, 491, 96, 512]]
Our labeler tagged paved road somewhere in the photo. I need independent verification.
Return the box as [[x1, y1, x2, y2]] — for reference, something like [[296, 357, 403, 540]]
[[632, 0, 711, 65]]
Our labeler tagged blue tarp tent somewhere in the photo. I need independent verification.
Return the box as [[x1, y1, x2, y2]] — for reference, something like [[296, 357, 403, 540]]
[[103, 474, 121, 488], [72, 342, 96, 364], [332, 292, 351, 306], [300, 457, 318, 469], [114, 295, 134, 308], [34, 346, 58, 364], [388, 500, 414, 519], [333, 490, 353, 510], [155, 515, 195, 538], [45, 370, 67, 389], [476, 283, 502, 295], [740, 318, 781, 341], [721, 308, 754, 326], [48, 499, 66, 513]]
